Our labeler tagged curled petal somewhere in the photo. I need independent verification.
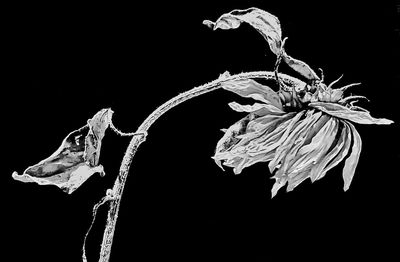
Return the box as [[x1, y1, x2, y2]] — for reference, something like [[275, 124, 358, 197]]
[[213, 112, 298, 173], [309, 102, 394, 125], [203, 7, 282, 55], [214, 114, 253, 169], [286, 117, 338, 176], [222, 79, 283, 110], [228, 101, 284, 115], [309, 121, 347, 182], [12, 108, 112, 194], [342, 121, 362, 191], [277, 111, 323, 173], [318, 122, 353, 180]]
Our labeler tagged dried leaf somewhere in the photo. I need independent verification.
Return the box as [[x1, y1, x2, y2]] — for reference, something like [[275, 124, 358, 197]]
[[222, 79, 283, 110], [203, 7, 282, 55], [281, 50, 320, 81], [342, 121, 362, 191], [309, 102, 394, 125], [12, 108, 112, 194]]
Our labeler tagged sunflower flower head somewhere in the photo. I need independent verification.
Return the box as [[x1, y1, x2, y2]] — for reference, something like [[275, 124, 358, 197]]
[[206, 8, 393, 197]]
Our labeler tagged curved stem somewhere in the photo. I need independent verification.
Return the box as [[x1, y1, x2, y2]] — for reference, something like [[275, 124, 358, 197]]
[[96, 71, 304, 262]]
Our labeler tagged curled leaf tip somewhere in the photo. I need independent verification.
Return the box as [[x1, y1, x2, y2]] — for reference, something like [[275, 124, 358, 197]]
[[203, 20, 215, 29], [204, 7, 282, 55], [12, 108, 112, 193]]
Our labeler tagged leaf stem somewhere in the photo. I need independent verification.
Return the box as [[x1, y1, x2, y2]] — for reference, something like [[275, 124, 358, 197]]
[[95, 71, 304, 262]]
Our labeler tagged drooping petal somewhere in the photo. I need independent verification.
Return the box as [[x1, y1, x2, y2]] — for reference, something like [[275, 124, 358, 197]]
[[214, 114, 253, 169], [342, 121, 362, 191], [309, 102, 394, 125], [271, 176, 287, 198], [203, 7, 282, 55], [318, 122, 353, 179], [213, 111, 299, 174], [285, 118, 338, 179], [245, 112, 295, 135], [286, 169, 312, 192], [245, 113, 301, 156], [270, 116, 339, 194], [222, 79, 283, 110], [309, 121, 347, 182], [273, 110, 323, 173], [12, 108, 112, 194], [228, 101, 284, 115], [291, 118, 338, 172], [268, 110, 321, 172]]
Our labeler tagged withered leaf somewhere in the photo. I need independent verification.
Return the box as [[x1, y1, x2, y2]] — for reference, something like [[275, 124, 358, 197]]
[[12, 108, 112, 194], [281, 50, 320, 81], [203, 7, 282, 55]]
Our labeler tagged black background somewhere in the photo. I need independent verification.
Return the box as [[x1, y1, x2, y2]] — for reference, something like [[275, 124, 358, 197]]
[[4, 0, 400, 261]]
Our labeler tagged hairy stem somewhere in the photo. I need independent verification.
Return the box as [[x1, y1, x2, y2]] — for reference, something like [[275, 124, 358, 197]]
[[96, 71, 304, 262]]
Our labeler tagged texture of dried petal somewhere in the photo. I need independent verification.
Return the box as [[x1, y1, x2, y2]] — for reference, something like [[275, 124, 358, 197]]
[[288, 118, 338, 175], [12, 108, 112, 193], [222, 79, 283, 110], [309, 102, 393, 125], [269, 117, 339, 196], [342, 121, 362, 191], [309, 121, 347, 182], [228, 102, 284, 115], [319, 122, 353, 179], [203, 7, 282, 55], [278, 111, 323, 173]]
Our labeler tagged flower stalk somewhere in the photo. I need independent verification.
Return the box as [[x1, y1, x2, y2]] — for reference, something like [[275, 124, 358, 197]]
[[96, 71, 304, 262]]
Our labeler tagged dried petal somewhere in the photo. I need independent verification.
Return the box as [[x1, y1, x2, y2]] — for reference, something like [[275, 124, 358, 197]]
[[342, 121, 362, 191], [309, 102, 394, 125], [228, 101, 284, 115], [310, 121, 347, 182], [319, 122, 353, 179], [222, 79, 283, 110], [287, 118, 338, 175], [278, 111, 323, 173], [203, 7, 282, 55], [12, 108, 112, 194]]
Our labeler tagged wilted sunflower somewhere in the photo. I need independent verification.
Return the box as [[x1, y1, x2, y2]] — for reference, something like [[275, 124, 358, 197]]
[[205, 8, 393, 197]]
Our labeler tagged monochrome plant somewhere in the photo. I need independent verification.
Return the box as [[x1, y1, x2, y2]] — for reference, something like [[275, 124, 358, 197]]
[[12, 7, 393, 262]]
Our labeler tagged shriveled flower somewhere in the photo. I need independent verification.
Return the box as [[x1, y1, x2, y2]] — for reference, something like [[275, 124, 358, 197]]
[[12, 108, 112, 194], [206, 8, 393, 197]]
